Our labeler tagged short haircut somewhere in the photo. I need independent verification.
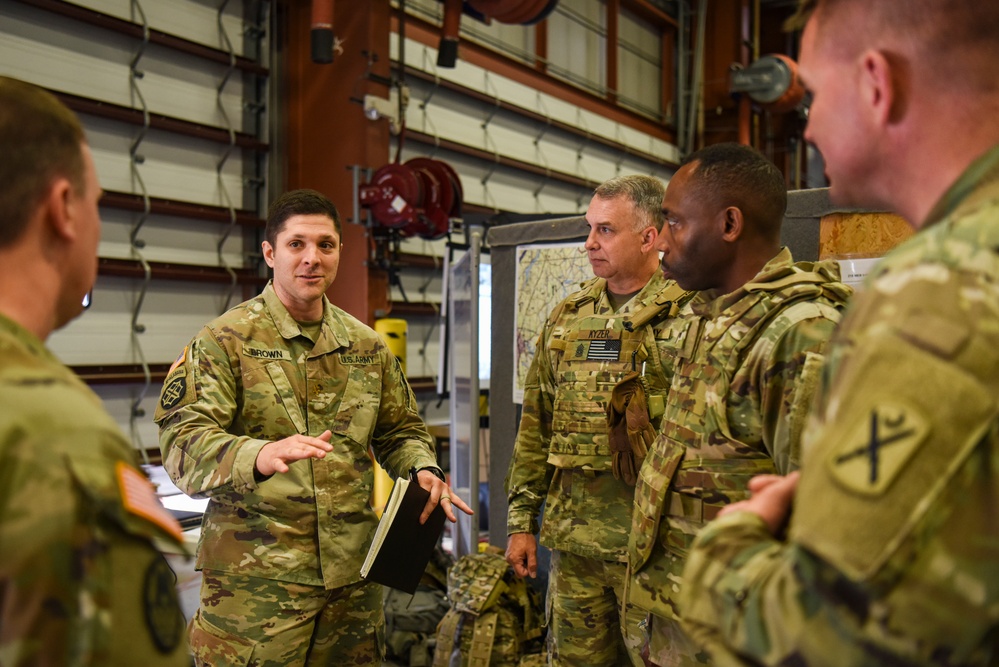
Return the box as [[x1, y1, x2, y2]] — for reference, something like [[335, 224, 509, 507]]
[[265, 189, 342, 246], [681, 143, 787, 240], [0, 77, 86, 249], [787, 0, 999, 93], [593, 174, 667, 232]]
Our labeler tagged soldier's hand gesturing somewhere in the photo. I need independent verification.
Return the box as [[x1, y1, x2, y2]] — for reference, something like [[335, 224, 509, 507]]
[[415, 469, 473, 524], [255, 430, 334, 476]]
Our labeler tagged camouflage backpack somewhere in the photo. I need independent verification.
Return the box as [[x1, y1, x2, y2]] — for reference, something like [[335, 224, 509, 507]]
[[432, 552, 546, 667], [384, 585, 451, 666], [385, 547, 454, 666]]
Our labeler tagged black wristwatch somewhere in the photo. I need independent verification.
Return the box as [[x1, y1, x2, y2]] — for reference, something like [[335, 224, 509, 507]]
[[415, 466, 446, 482]]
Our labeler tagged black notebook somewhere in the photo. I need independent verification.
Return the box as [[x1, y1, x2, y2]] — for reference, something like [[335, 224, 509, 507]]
[[360, 473, 447, 594]]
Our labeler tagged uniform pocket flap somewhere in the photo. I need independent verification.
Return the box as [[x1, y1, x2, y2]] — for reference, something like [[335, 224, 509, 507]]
[[190, 611, 256, 666]]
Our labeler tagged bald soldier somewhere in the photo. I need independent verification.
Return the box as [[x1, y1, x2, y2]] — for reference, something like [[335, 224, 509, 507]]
[[0, 77, 188, 665], [679, 1, 999, 664], [506, 175, 692, 666], [627, 143, 850, 666]]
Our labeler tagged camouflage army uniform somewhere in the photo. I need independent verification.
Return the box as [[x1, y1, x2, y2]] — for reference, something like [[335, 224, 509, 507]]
[[0, 312, 188, 666], [155, 282, 439, 666], [628, 249, 851, 666], [505, 271, 691, 666], [679, 145, 999, 666]]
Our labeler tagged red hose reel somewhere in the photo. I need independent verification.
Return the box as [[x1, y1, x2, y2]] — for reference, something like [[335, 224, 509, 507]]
[[359, 158, 463, 240]]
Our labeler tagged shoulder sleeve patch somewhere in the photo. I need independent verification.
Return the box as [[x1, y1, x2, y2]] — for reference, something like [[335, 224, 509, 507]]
[[116, 462, 183, 542], [167, 346, 187, 375], [155, 346, 197, 421], [155, 366, 196, 419], [827, 401, 930, 496]]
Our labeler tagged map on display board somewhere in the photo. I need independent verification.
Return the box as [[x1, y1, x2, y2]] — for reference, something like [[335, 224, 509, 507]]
[[513, 241, 590, 403]]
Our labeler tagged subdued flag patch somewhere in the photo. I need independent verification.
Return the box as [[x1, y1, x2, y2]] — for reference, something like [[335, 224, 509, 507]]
[[586, 339, 622, 361]]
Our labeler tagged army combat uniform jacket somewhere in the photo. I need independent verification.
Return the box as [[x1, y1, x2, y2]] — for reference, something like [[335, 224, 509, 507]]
[[0, 313, 188, 666], [680, 145, 999, 666], [155, 282, 439, 590], [506, 270, 691, 561], [628, 248, 850, 622]]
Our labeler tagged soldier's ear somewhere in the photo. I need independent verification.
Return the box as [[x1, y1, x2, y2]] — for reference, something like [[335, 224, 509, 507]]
[[721, 207, 743, 242], [262, 240, 276, 268], [44, 176, 76, 242], [641, 226, 657, 251]]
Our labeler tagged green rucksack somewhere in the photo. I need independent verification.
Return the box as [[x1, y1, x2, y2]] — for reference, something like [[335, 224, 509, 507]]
[[432, 552, 546, 667], [384, 547, 454, 666]]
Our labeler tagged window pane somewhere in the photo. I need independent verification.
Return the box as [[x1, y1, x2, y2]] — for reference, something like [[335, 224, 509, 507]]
[[546, 0, 606, 96], [618, 6, 662, 119]]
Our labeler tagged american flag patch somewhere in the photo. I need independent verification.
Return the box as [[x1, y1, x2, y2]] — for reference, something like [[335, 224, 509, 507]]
[[116, 462, 183, 541], [586, 339, 622, 361]]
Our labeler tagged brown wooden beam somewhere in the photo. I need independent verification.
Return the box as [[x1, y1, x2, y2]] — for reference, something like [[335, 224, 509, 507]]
[[392, 12, 675, 141], [72, 363, 173, 385], [407, 376, 438, 393], [662, 25, 675, 124], [100, 191, 265, 228], [55, 91, 268, 151], [463, 202, 500, 215], [622, 0, 679, 28], [283, 1, 391, 326], [607, 0, 620, 106], [98, 257, 266, 285], [404, 128, 599, 191], [72, 362, 438, 395], [534, 14, 548, 75], [14, 0, 268, 76], [399, 66, 677, 169], [387, 300, 440, 317], [392, 252, 446, 270]]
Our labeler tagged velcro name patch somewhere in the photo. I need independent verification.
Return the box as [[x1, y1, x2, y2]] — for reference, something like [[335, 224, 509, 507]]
[[340, 354, 376, 364], [243, 346, 292, 361]]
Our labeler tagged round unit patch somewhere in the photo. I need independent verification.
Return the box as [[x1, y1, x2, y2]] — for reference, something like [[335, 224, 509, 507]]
[[144, 557, 184, 653], [160, 375, 187, 411]]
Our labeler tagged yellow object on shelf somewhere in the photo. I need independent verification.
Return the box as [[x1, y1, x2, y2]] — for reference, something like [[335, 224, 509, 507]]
[[371, 459, 395, 519], [372, 319, 409, 516], [374, 318, 408, 373]]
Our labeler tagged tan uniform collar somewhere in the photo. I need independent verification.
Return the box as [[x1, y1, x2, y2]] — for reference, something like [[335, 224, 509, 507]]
[[261, 282, 350, 355], [691, 247, 794, 318], [923, 141, 999, 229], [0, 311, 55, 363]]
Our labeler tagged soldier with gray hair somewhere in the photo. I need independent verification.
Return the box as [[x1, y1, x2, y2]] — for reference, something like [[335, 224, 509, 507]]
[[505, 174, 692, 666], [628, 142, 851, 666], [679, 0, 999, 664], [156, 188, 471, 665], [0, 76, 189, 665]]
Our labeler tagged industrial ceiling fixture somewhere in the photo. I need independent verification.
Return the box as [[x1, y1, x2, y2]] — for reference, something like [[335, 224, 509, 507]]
[[729, 53, 806, 113], [437, 0, 561, 67]]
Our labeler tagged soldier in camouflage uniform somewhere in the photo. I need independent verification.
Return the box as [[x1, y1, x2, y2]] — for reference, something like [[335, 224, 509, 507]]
[[628, 143, 851, 666], [156, 189, 471, 666], [0, 77, 189, 665], [678, 1, 999, 665], [505, 175, 692, 666]]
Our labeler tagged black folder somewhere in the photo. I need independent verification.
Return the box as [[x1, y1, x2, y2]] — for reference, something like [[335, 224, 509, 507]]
[[360, 472, 447, 594]]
